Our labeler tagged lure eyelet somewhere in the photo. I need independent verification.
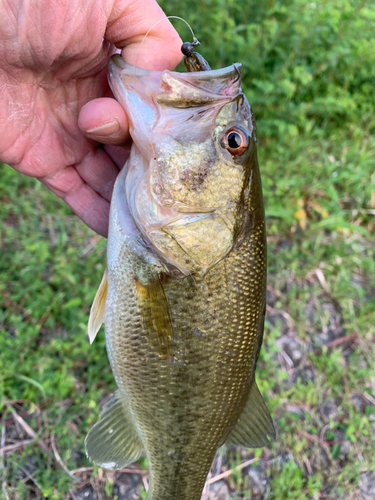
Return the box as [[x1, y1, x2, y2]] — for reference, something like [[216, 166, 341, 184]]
[[222, 128, 248, 156]]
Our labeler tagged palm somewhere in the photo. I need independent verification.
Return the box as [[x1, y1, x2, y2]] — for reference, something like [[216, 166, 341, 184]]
[[0, 0, 182, 235]]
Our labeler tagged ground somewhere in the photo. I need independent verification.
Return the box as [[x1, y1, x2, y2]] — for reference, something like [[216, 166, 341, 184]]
[[1, 1, 375, 497]]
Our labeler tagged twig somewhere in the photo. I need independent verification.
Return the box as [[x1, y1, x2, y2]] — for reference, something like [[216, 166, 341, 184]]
[[72, 480, 91, 489], [118, 467, 146, 475], [298, 429, 326, 445], [10, 410, 49, 454], [320, 423, 330, 443], [69, 489, 79, 500], [70, 467, 95, 474], [92, 472, 104, 500], [6, 403, 78, 479], [70, 466, 147, 475], [298, 430, 335, 467], [37, 296, 59, 327], [51, 434, 80, 483], [46, 214, 57, 246], [312, 333, 357, 355], [0, 291, 34, 322], [0, 419, 5, 469], [354, 443, 364, 462], [18, 464, 43, 490], [302, 454, 313, 476], [142, 474, 149, 492], [279, 350, 294, 371], [363, 392, 375, 406], [314, 268, 329, 293], [205, 457, 258, 485], [203, 452, 224, 497], [2, 482, 10, 500], [0, 440, 33, 454], [80, 236, 100, 257], [215, 454, 222, 477], [3, 400, 50, 428], [297, 429, 343, 447]]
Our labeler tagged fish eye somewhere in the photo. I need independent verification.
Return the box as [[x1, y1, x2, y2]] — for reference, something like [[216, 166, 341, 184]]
[[222, 128, 248, 156]]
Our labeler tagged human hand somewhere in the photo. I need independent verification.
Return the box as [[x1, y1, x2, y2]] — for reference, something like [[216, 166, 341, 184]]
[[0, 0, 182, 236]]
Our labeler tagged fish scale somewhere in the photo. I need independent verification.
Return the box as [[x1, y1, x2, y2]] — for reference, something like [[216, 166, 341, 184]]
[[85, 52, 275, 500]]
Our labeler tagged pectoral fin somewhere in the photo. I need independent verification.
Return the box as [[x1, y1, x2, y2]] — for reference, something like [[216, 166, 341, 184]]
[[226, 382, 276, 448], [135, 275, 174, 360], [88, 269, 108, 344], [85, 391, 144, 470]]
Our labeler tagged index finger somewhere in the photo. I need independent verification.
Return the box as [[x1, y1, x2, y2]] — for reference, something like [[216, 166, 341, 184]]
[[106, 0, 183, 71]]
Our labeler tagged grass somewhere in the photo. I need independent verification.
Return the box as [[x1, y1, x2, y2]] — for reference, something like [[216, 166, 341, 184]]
[[1, 0, 375, 498]]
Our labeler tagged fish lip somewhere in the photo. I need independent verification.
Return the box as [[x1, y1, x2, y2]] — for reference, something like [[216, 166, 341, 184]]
[[108, 54, 150, 75], [108, 54, 242, 81], [175, 62, 243, 82]]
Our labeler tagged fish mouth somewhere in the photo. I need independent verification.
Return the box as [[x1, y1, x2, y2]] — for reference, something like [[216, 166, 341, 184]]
[[108, 55, 243, 113], [107, 54, 243, 151], [109, 53, 242, 87]]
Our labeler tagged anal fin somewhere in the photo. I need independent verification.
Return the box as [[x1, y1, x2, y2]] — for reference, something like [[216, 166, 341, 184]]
[[226, 381, 276, 448], [85, 390, 144, 469]]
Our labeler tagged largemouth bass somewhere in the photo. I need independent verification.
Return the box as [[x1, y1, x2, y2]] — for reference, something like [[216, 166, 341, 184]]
[[86, 52, 275, 500]]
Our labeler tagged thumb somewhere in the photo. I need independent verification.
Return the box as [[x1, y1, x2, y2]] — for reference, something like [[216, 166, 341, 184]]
[[105, 0, 183, 71]]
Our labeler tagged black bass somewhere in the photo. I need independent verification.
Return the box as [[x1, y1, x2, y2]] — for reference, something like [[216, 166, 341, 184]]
[[86, 52, 275, 500]]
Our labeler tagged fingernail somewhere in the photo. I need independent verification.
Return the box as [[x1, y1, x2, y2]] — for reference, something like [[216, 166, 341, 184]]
[[85, 120, 120, 136]]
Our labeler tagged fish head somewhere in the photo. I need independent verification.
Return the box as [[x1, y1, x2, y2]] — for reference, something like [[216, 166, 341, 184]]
[[108, 55, 259, 277]]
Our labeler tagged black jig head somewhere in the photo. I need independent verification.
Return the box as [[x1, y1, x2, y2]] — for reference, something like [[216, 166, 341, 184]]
[[181, 37, 211, 72]]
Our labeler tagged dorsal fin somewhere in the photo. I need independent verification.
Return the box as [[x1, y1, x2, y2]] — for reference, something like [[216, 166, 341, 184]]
[[226, 381, 276, 448], [88, 269, 108, 344]]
